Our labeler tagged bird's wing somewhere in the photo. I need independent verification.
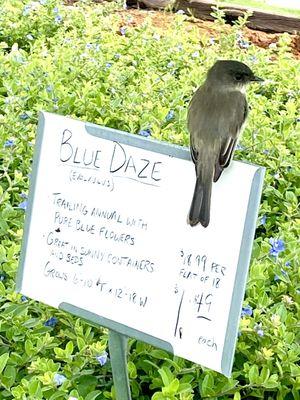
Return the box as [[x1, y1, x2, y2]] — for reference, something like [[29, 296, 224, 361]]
[[214, 92, 248, 182], [188, 86, 205, 166], [190, 134, 198, 165]]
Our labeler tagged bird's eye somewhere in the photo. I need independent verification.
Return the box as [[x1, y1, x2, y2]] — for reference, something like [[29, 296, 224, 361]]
[[235, 73, 243, 81]]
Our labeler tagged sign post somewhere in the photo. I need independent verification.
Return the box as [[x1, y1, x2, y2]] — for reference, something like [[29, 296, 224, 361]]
[[108, 331, 131, 400], [17, 112, 264, 395]]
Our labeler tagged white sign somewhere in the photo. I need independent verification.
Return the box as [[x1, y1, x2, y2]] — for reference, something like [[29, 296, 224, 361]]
[[17, 112, 264, 376]]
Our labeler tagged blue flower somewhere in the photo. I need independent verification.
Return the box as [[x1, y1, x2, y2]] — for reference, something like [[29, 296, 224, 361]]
[[19, 113, 29, 120], [249, 55, 258, 63], [120, 27, 126, 36], [14, 55, 25, 64], [138, 128, 151, 137], [0, 272, 7, 282], [53, 373, 66, 386], [191, 51, 199, 58], [26, 34, 34, 41], [18, 200, 27, 210], [280, 268, 288, 278], [269, 238, 285, 257], [274, 274, 280, 281], [44, 317, 58, 327], [53, 7, 59, 13], [236, 143, 244, 151], [105, 62, 112, 69], [46, 85, 53, 93], [21, 295, 28, 302], [260, 214, 267, 225], [263, 149, 270, 154], [256, 328, 264, 337], [167, 61, 175, 68], [114, 53, 121, 59], [23, 5, 31, 16], [209, 37, 215, 45], [4, 139, 15, 148], [254, 324, 264, 337], [55, 15, 62, 24], [238, 39, 250, 49], [285, 261, 291, 267], [96, 351, 108, 366], [241, 305, 253, 317], [18, 199, 28, 211], [165, 110, 175, 121]]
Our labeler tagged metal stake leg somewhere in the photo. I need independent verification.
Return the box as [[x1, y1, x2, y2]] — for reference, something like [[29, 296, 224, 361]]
[[108, 330, 132, 400]]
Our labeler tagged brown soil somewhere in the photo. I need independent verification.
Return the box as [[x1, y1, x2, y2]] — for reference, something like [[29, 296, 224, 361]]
[[65, 1, 300, 58]]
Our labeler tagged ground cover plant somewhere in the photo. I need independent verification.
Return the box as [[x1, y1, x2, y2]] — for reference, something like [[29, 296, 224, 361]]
[[0, 0, 299, 399]]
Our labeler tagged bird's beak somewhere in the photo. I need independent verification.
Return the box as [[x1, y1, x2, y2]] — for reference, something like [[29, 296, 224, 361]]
[[251, 75, 264, 82]]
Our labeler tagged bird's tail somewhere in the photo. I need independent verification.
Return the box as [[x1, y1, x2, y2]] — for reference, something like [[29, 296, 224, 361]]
[[188, 167, 213, 228]]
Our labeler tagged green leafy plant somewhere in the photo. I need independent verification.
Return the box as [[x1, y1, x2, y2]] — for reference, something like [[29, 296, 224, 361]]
[[0, 1, 299, 399]]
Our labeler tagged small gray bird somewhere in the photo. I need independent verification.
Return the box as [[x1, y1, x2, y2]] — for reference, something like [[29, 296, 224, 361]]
[[187, 60, 262, 228]]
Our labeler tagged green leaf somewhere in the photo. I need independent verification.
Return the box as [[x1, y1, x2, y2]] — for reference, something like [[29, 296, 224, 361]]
[[23, 318, 41, 328], [77, 375, 98, 397], [260, 366, 270, 382], [150, 350, 170, 360], [292, 387, 300, 400], [86, 390, 102, 400], [290, 364, 300, 377], [54, 347, 65, 358], [1, 303, 28, 316], [263, 374, 278, 389], [28, 379, 42, 398], [248, 364, 260, 385], [0, 282, 5, 296], [285, 191, 297, 203], [0, 353, 9, 375], [158, 366, 173, 387], [151, 393, 165, 400], [1, 365, 16, 388], [127, 361, 137, 379], [234, 392, 241, 400], [178, 382, 192, 394], [162, 378, 179, 395], [25, 339, 35, 356], [65, 341, 74, 356], [49, 391, 67, 400], [77, 337, 86, 351], [201, 373, 215, 396], [0, 245, 6, 263]]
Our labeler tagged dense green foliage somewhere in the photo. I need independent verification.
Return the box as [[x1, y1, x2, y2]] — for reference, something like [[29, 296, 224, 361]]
[[0, 1, 299, 399]]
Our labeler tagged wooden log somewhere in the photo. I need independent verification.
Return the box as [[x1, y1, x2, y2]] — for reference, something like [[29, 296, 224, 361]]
[[174, 0, 300, 33], [126, 0, 300, 33]]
